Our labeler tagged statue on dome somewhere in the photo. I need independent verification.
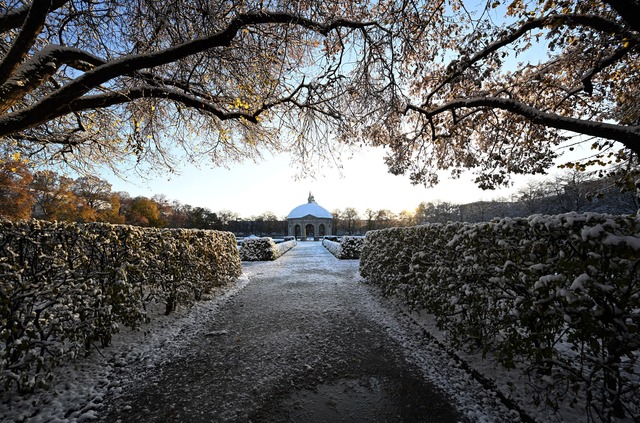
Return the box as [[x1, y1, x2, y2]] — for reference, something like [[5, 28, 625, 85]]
[[308, 192, 315, 203]]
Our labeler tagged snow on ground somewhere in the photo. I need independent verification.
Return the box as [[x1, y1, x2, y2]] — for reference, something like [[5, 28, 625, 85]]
[[352, 293, 514, 422], [0, 241, 576, 422], [242, 244, 515, 422], [369, 295, 585, 423]]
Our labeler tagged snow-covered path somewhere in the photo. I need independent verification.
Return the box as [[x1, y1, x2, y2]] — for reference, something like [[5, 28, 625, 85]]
[[2, 242, 516, 422], [97, 242, 514, 422]]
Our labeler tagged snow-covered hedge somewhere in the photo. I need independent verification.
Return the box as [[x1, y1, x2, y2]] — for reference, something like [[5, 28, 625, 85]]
[[0, 220, 241, 392], [240, 237, 296, 261], [322, 238, 342, 257], [340, 236, 365, 259], [360, 212, 640, 420], [275, 239, 297, 257], [322, 236, 365, 259]]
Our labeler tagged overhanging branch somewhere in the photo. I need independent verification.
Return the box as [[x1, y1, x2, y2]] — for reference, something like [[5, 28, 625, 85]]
[[407, 97, 640, 155], [0, 11, 374, 137], [0, 45, 105, 114], [0, 0, 68, 33], [424, 13, 638, 106], [0, 0, 54, 85], [67, 86, 261, 123], [10, 79, 329, 139]]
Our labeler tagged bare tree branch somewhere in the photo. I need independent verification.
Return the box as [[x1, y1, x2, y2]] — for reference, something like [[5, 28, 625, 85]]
[[0, 0, 68, 33], [567, 41, 637, 97], [424, 13, 637, 106], [407, 97, 640, 155], [0, 0, 54, 85], [0, 11, 373, 137], [64, 82, 310, 124]]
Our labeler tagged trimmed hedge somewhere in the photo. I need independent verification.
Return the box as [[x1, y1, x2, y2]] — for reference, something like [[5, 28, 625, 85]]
[[322, 238, 342, 257], [360, 212, 640, 420], [0, 220, 241, 392], [240, 237, 296, 261], [322, 236, 365, 259]]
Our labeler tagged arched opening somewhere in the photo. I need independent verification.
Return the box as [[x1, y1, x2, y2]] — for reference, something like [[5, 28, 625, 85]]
[[305, 224, 315, 240], [295, 224, 301, 239], [319, 224, 326, 237]]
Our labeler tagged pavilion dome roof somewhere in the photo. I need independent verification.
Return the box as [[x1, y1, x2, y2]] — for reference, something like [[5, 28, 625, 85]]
[[287, 193, 333, 219]]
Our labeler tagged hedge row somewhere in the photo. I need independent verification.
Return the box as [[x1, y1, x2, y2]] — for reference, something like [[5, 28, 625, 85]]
[[322, 236, 365, 259], [360, 212, 640, 421], [0, 220, 241, 392], [240, 237, 296, 261]]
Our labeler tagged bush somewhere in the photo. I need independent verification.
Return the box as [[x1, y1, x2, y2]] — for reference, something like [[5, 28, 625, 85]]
[[0, 220, 241, 392], [322, 238, 342, 257], [360, 212, 640, 420], [240, 237, 296, 261], [275, 239, 297, 257], [322, 236, 365, 259]]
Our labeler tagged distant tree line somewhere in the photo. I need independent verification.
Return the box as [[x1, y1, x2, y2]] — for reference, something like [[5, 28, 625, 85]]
[[0, 160, 284, 234], [2, 161, 636, 234], [332, 171, 638, 232], [414, 171, 638, 224]]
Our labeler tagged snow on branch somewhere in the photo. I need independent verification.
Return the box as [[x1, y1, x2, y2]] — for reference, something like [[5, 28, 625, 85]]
[[0, 0, 68, 33], [0, 0, 53, 85], [0, 45, 105, 114]]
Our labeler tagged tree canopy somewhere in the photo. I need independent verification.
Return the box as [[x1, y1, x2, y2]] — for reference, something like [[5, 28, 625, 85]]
[[0, 0, 376, 175], [372, 0, 640, 188], [0, 0, 638, 188]]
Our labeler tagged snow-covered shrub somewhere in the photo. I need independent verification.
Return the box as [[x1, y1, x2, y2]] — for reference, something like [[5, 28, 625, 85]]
[[322, 238, 342, 257], [240, 237, 295, 261], [323, 236, 365, 259], [275, 239, 296, 257], [140, 228, 242, 314], [0, 220, 241, 392], [360, 212, 640, 420], [340, 236, 365, 259], [524, 213, 640, 418], [360, 224, 457, 300]]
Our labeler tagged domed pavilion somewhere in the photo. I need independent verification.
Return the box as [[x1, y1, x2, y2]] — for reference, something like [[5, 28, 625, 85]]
[[287, 193, 333, 240]]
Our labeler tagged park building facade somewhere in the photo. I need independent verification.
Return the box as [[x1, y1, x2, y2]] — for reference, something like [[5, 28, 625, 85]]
[[287, 193, 333, 240]]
